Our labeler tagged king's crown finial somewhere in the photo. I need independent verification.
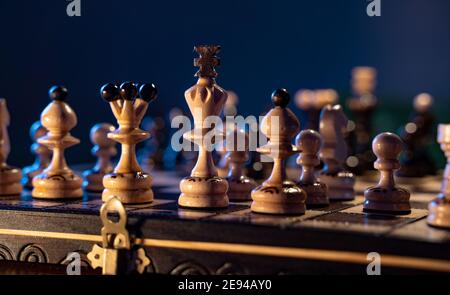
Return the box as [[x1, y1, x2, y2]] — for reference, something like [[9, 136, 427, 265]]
[[194, 45, 221, 78]]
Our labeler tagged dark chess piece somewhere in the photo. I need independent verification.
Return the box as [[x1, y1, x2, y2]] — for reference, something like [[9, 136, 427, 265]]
[[225, 128, 257, 201], [22, 121, 52, 189], [295, 89, 338, 131], [428, 124, 450, 228], [363, 132, 411, 215], [0, 99, 22, 195], [397, 93, 436, 177], [178, 45, 229, 209], [319, 105, 355, 201], [346, 67, 378, 175], [101, 82, 157, 204], [138, 115, 166, 173], [296, 129, 329, 207], [32, 86, 82, 199], [251, 89, 306, 215], [83, 123, 117, 192]]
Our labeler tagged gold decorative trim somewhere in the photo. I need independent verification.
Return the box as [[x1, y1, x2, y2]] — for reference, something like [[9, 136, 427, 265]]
[[1, 228, 450, 273]]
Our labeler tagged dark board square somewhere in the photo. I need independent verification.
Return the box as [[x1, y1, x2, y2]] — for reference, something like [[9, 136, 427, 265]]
[[313, 212, 412, 227]]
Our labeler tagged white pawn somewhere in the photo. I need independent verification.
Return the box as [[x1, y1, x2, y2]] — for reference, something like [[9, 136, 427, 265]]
[[225, 128, 257, 201], [83, 123, 117, 192]]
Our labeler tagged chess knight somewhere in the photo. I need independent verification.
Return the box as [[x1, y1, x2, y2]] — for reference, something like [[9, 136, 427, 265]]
[[101, 82, 157, 204], [178, 45, 229, 209]]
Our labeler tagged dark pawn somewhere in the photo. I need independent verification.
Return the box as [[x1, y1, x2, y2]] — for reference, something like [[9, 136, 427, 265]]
[[363, 132, 411, 215], [397, 93, 436, 177]]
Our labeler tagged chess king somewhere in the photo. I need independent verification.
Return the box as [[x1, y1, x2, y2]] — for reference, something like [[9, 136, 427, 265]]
[[100, 82, 157, 204], [178, 45, 229, 209], [32, 86, 82, 199]]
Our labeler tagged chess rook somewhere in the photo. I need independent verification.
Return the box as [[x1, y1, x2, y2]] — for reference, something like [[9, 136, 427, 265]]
[[22, 121, 51, 189], [428, 124, 450, 228], [225, 128, 257, 201], [251, 89, 306, 215], [319, 105, 355, 201], [178, 45, 229, 209], [296, 129, 329, 207], [0, 99, 22, 195], [32, 86, 82, 199], [83, 123, 117, 192], [101, 82, 157, 204], [363, 132, 411, 214]]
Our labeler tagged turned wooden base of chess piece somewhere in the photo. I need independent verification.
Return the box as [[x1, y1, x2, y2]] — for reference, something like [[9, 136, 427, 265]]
[[227, 176, 257, 202], [363, 187, 411, 214], [251, 182, 306, 215], [319, 172, 355, 201], [179, 176, 229, 208], [0, 166, 22, 195], [32, 173, 83, 199], [83, 170, 106, 192], [102, 172, 153, 204], [298, 182, 329, 207], [427, 195, 450, 228]]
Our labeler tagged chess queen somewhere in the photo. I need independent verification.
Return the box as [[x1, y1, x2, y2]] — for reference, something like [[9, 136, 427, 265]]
[[100, 82, 157, 204], [178, 45, 229, 209]]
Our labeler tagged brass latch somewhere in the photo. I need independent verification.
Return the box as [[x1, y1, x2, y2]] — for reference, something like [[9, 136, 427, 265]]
[[87, 196, 150, 275]]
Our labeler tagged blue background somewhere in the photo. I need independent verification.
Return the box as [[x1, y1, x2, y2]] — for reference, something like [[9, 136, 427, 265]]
[[0, 0, 449, 166]]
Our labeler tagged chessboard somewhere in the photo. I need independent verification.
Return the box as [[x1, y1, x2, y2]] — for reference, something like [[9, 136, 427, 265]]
[[0, 165, 449, 275]]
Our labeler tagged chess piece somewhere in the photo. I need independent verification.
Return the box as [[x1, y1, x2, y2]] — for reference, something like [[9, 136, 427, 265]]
[[427, 124, 450, 228], [83, 123, 117, 192], [251, 89, 306, 215], [295, 89, 338, 131], [22, 121, 52, 189], [217, 91, 239, 178], [101, 82, 157, 204], [179, 45, 229, 209], [32, 86, 82, 199], [363, 132, 411, 214], [138, 116, 166, 173], [346, 67, 378, 175], [225, 128, 257, 201], [319, 105, 355, 201], [296, 129, 329, 207], [0, 99, 22, 195], [397, 93, 436, 177]]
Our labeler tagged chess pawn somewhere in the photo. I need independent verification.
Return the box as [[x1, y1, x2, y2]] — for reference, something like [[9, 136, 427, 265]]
[[0, 99, 22, 195], [319, 105, 355, 201], [83, 123, 117, 192], [101, 82, 157, 204], [428, 124, 450, 228], [32, 86, 83, 199], [22, 121, 52, 189], [363, 132, 411, 214], [225, 128, 257, 201], [178, 45, 229, 209], [295, 129, 329, 207], [251, 89, 306, 215], [397, 93, 436, 177], [217, 91, 239, 177]]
